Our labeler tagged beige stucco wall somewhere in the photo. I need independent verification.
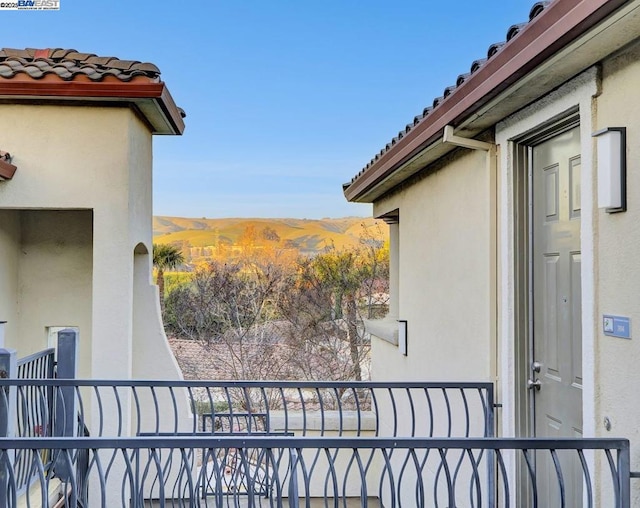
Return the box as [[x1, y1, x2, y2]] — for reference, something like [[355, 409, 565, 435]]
[[0, 104, 183, 387], [594, 40, 640, 487], [370, 148, 493, 385], [18, 210, 93, 375]]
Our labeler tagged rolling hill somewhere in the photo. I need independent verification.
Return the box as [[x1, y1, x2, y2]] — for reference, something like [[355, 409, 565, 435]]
[[153, 216, 387, 256]]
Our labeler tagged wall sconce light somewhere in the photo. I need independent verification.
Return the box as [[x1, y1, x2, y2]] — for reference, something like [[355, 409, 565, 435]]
[[398, 320, 407, 356], [592, 127, 626, 213], [0, 151, 16, 181]]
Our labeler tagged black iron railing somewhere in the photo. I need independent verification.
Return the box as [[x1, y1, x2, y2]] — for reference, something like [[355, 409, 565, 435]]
[[0, 379, 495, 440], [0, 436, 629, 507]]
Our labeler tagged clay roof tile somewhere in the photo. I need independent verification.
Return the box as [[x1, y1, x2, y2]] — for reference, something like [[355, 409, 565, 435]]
[[487, 41, 505, 58], [530, 1, 550, 20], [0, 47, 163, 82], [470, 58, 486, 73], [506, 23, 527, 41]]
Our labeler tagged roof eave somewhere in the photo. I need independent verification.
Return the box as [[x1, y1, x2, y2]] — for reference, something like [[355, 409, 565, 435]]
[[344, 0, 634, 203], [0, 80, 185, 135]]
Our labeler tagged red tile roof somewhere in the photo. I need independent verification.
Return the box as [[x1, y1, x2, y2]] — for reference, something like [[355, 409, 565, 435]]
[[0, 48, 185, 135], [0, 48, 160, 82]]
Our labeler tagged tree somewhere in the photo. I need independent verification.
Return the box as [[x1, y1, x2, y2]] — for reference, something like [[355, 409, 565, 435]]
[[308, 248, 369, 381], [164, 231, 389, 385], [153, 243, 185, 316]]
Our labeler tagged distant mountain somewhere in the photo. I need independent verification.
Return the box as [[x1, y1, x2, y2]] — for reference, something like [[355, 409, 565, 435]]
[[153, 216, 387, 256]]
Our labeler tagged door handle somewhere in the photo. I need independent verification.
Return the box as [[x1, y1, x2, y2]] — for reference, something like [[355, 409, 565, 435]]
[[527, 379, 542, 390]]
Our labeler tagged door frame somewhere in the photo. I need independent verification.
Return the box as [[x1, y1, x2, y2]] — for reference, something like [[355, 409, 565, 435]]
[[495, 67, 598, 445]]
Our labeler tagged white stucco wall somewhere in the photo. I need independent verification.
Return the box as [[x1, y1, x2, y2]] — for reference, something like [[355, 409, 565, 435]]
[[18, 210, 93, 375], [0, 104, 183, 386], [370, 148, 493, 384], [594, 41, 640, 502]]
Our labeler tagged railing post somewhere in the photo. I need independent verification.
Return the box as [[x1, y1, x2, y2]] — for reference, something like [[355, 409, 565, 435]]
[[487, 384, 496, 507], [619, 441, 631, 508], [0, 348, 17, 507], [53, 329, 79, 480], [288, 449, 300, 508]]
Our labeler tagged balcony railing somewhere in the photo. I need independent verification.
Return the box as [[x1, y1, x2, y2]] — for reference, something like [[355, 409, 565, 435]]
[[0, 379, 496, 440], [0, 334, 632, 507], [0, 436, 629, 507]]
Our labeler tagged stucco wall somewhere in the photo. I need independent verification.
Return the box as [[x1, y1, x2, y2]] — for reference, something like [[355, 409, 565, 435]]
[[18, 210, 93, 375], [0, 210, 20, 346], [371, 148, 493, 384], [0, 104, 183, 385], [595, 40, 640, 475]]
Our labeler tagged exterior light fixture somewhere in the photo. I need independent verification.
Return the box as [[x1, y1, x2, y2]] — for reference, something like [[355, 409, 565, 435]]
[[0, 151, 16, 181], [398, 320, 407, 356], [592, 127, 626, 213], [0, 321, 5, 348]]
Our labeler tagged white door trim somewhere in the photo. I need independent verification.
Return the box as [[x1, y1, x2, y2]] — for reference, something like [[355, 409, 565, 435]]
[[496, 66, 599, 440]]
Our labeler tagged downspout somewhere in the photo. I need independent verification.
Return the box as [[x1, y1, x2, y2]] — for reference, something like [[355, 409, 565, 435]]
[[443, 126, 499, 428]]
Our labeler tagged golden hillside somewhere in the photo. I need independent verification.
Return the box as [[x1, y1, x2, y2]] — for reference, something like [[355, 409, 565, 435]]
[[153, 216, 387, 256]]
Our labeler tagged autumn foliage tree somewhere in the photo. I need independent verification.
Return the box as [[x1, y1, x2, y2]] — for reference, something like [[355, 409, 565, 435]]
[[164, 223, 389, 382]]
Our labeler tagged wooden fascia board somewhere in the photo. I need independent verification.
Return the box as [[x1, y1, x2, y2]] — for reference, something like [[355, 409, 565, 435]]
[[0, 81, 184, 135], [344, 0, 629, 203]]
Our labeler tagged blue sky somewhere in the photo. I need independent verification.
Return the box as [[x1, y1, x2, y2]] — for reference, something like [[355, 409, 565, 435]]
[[4, 0, 535, 218]]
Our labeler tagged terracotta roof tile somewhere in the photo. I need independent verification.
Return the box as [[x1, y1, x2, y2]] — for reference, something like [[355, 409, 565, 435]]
[[530, 1, 550, 20], [443, 85, 456, 98], [0, 47, 161, 82], [487, 42, 505, 58], [470, 58, 486, 74], [456, 73, 470, 86], [348, 0, 555, 186], [507, 23, 528, 41]]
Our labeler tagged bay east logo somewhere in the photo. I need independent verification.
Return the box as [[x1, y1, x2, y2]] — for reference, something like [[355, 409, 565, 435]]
[[18, 0, 59, 7], [0, 0, 60, 9]]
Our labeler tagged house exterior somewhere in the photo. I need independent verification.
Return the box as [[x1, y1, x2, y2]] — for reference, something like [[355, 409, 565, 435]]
[[344, 0, 640, 503], [0, 48, 185, 383]]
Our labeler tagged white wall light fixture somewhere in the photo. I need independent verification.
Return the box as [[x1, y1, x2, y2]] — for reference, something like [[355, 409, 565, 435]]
[[398, 320, 408, 356], [593, 127, 627, 213]]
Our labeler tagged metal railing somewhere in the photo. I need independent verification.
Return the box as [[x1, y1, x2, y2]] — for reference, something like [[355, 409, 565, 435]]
[[0, 436, 629, 507], [16, 347, 55, 380], [0, 379, 495, 440], [12, 347, 57, 496]]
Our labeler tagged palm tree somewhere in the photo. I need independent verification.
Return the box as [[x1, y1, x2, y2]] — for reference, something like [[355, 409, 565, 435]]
[[153, 243, 185, 315]]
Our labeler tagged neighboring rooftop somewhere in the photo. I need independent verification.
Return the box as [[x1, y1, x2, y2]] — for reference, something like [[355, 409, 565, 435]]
[[0, 47, 185, 135]]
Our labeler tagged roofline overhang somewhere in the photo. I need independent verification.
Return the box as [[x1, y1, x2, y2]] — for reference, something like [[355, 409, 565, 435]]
[[0, 80, 185, 135], [344, 0, 632, 203]]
